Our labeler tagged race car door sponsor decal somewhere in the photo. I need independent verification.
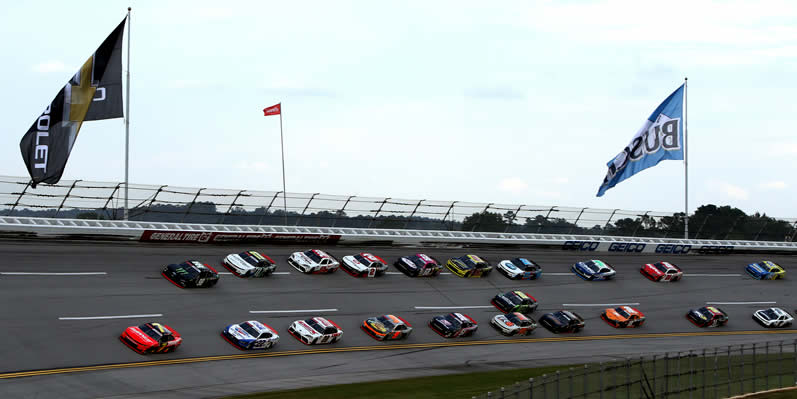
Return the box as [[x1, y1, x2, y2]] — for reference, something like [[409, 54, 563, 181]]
[[140, 230, 341, 244]]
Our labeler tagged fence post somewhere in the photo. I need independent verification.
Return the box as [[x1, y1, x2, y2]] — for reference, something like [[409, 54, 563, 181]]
[[584, 365, 589, 398], [528, 377, 534, 399], [180, 186, 200, 223], [702, 349, 707, 399], [632, 211, 651, 237], [504, 205, 524, 232], [294, 193, 319, 226], [514, 381, 520, 399], [331, 195, 355, 228], [219, 189, 246, 224], [694, 213, 713, 239], [604, 208, 619, 229], [500, 387, 505, 399], [739, 344, 745, 394], [752, 343, 757, 392], [779, 341, 783, 389], [723, 215, 745, 239], [569, 367, 574, 399], [626, 358, 631, 399], [556, 370, 560, 399], [689, 350, 694, 399], [713, 348, 719, 399], [7, 180, 32, 216], [537, 206, 557, 233], [600, 362, 605, 399], [664, 353, 669, 398], [652, 355, 656, 397], [568, 207, 587, 234], [613, 361, 618, 399], [793, 340, 796, 388], [765, 341, 770, 390], [727, 346, 732, 398], [404, 199, 424, 229], [100, 183, 122, 219], [54, 180, 81, 218], [368, 197, 390, 228], [257, 191, 281, 225], [441, 201, 457, 230], [471, 203, 494, 232], [542, 374, 546, 398]]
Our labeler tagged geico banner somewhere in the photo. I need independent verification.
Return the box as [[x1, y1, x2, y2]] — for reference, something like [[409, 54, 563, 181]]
[[561, 241, 735, 255], [140, 230, 341, 244]]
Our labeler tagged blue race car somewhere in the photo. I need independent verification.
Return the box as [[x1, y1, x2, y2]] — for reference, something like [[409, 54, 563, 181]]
[[222, 320, 280, 350], [745, 261, 785, 280], [572, 260, 616, 281]]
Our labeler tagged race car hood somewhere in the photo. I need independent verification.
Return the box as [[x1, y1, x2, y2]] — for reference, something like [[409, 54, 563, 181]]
[[226, 324, 254, 341], [365, 319, 389, 334], [291, 252, 315, 267], [499, 261, 522, 275], [292, 320, 322, 338], [125, 327, 157, 346], [748, 263, 766, 274], [343, 256, 370, 272], [226, 254, 256, 272], [492, 314, 515, 328]]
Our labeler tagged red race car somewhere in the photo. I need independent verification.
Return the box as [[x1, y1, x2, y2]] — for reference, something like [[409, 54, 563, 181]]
[[640, 261, 683, 282], [120, 322, 182, 354]]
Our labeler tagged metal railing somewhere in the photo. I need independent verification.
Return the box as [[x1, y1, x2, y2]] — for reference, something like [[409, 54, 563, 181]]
[[1, 175, 795, 241], [475, 339, 797, 399]]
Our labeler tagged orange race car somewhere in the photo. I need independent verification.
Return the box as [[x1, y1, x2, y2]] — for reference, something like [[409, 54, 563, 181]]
[[601, 306, 646, 328], [361, 314, 413, 341]]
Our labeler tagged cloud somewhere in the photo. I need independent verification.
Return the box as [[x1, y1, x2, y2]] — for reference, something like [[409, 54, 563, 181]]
[[719, 183, 750, 200], [33, 60, 69, 73], [498, 177, 528, 193], [759, 181, 788, 190], [235, 160, 269, 172], [553, 177, 569, 184], [770, 142, 797, 155], [464, 87, 525, 100]]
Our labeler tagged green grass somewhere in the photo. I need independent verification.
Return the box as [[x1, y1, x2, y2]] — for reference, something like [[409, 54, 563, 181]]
[[223, 365, 565, 399]]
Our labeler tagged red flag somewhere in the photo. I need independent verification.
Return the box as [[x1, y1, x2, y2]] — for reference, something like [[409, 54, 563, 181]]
[[263, 103, 281, 116]]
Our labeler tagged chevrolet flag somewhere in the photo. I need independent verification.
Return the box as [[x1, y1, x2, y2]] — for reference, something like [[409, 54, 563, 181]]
[[596, 84, 685, 197], [20, 18, 126, 187]]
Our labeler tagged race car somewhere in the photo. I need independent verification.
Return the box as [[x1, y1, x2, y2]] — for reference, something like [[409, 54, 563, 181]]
[[539, 310, 585, 333], [361, 314, 413, 341], [753, 307, 794, 328], [640, 261, 683, 282], [571, 260, 616, 281], [341, 252, 388, 277], [445, 254, 492, 278], [491, 290, 538, 314], [287, 317, 343, 345], [394, 253, 442, 277], [496, 257, 542, 280], [601, 306, 646, 328], [287, 249, 339, 274], [221, 320, 280, 350], [429, 312, 478, 338], [686, 306, 728, 328], [490, 312, 538, 336], [119, 322, 182, 354], [746, 261, 786, 280], [162, 260, 219, 288], [222, 251, 277, 277]]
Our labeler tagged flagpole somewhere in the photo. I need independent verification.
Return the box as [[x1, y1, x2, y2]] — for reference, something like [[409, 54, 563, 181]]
[[124, 7, 131, 220], [683, 77, 688, 239], [279, 103, 288, 226]]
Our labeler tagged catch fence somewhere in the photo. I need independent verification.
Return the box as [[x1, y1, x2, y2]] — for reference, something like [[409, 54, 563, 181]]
[[475, 339, 797, 399], [1, 175, 795, 241]]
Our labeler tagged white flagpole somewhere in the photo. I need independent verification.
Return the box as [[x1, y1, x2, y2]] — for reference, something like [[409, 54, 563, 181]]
[[124, 7, 131, 220], [683, 77, 688, 239], [279, 103, 288, 226]]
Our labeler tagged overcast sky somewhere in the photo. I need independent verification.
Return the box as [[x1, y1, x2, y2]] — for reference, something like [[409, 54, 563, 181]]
[[1, 1, 796, 218]]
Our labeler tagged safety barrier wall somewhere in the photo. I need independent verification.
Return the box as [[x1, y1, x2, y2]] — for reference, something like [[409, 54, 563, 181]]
[[2, 216, 797, 255], [2, 175, 796, 242]]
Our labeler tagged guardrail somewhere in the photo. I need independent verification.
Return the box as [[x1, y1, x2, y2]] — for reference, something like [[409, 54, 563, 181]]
[[2, 216, 797, 254], [475, 339, 797, 399], [2, 175, 796, 242]]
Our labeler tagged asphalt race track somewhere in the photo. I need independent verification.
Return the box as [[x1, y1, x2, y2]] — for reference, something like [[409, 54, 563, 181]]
[[0, 240, 795, 398]]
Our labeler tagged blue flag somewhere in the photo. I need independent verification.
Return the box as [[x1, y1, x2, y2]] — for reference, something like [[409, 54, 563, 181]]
[[596, 84, 685, 197]]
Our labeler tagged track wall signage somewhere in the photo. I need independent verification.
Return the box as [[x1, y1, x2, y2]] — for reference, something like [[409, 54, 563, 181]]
[[562, 241, 734, 255], [140, 230, 341, 244]]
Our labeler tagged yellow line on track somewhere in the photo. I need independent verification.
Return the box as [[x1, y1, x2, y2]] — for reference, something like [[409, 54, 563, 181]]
[[2, 329, 795, 379]]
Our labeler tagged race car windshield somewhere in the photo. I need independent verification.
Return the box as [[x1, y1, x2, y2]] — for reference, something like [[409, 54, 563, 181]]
[[443, 315, 462, 329], [698, 308, 714, 318], [761, 309, 778, 319], [408, 255, 428, 267], [516, 259, 538, 270], [139, 324, 162, 340], [614, 307, 630, 318], [177, 264, 200, 279], [554, 312, 571, 323], [240, 322, 260, 337], [354, 254, 380, 267], [461, 257, 478, 268], [506, 313, 526, 325], [505, 293, 522, 304], [584, 262, 601, 272], [376, 316, 396, 328], [304, 251, 322, 262], [653, 263, 669, 273]]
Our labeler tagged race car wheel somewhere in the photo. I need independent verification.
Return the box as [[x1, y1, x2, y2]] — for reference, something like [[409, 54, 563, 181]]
[[618, 321, 628, 328]]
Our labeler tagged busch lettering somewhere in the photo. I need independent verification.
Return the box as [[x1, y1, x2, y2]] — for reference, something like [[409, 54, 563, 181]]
[[655, 244, 691, 254], [608, 242, 646, 253], [562, 241, 599, 251], [34, 104, 52, 171], [604, 116, 680, 183]]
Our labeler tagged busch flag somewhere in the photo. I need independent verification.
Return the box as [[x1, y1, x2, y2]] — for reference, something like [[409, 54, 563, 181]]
[[19, 18, 126, 187], [596, 84, 685, 197], [263, 103, 281, 116]]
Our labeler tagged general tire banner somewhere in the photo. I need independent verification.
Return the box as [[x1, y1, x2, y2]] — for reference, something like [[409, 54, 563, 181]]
[[140, 230, 342, 244], [19, 18, 126, 187]]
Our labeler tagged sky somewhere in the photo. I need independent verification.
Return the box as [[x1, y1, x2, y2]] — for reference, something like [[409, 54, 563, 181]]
[[1, 0, 796, 218]]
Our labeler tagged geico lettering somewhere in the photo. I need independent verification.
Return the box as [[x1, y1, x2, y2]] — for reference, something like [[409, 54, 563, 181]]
[[609, 243, 646, 252], [655, 244, 691, 254], [562, 241, 598, 251], [698, 245, 734, 254]]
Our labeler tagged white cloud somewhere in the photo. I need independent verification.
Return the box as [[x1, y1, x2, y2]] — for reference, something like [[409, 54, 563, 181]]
[[498, 177, 528, 193], [553, 177, 569, 184], [235, 160, 268, 172], [719, 183, 750, 200], [33, 60, 68, 73], [759, 181, 788, 190], [771, 142, 797, 155]]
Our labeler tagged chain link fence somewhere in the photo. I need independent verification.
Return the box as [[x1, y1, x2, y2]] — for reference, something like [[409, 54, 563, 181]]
[[476, 339, 797, 399], [1, 175, 796, 241]]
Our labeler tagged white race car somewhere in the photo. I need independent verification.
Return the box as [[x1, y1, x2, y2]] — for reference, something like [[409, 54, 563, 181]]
[[222, 251, 277, 277], [496, 258, 542, 280], [222, 320, 280, 350], [490, 312, 538, 336], [341, 252, 388, 277], [753, 307, 794, 328], [288, 317, 343, 345], [287, 249, 339, 274]]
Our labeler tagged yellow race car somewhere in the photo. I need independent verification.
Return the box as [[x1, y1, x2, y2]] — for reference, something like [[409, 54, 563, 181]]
[[445, 255, 492, 277], [745, 261, 785, 280]]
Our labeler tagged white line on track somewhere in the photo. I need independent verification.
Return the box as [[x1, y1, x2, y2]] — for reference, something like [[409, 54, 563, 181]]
[[414, 306, 494, 310], [685, 274, 741, 277], [59, 314, 162, 320], [249, 309, 337, 314], [272, 272, 291, 275], [562, 303, 641, 307], [0, 272, 107, 276], [218, 272, 233, 275], [706, 301, 777, 305], [386, 272, 404, 275]]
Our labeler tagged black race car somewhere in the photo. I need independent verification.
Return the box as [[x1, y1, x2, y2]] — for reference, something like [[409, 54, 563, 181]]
[[394, 253, 442, 277], [428, 312, 478, 338], [162, 260, 219, 288], [539, 310, 585, 333], [491, 290, 538, 314]]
